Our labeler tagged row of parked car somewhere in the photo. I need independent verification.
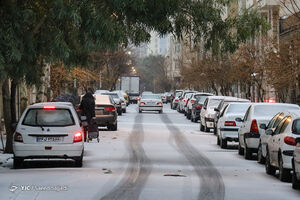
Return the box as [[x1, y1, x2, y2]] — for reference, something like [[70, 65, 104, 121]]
[[171, 90, 300, 190]]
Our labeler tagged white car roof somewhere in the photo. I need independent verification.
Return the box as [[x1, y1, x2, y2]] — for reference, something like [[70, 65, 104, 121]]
[[194, 92, 214, 96], [207, 96, 226, 100], [223, 97, 250, 102]]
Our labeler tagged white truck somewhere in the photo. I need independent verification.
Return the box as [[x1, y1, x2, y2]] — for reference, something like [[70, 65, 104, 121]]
[[120, 76, 140, 104]]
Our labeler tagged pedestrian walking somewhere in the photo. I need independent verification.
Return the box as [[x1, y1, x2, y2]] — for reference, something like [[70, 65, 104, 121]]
[[79, 92, 96, 141]]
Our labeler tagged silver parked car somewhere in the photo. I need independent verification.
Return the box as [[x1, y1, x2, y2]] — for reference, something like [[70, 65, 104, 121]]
[[264, 110, 300, 182], [139, 94, 163, 113]]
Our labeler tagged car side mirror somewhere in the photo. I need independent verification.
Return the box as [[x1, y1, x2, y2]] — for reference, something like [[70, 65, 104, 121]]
[[295, 137, 300, 144], [259, 124, 267, 130], [265, 129, 274, 135], [80, 116, 87, 121], [214, 108, 219, 112], [203, 106, 207, 110], [235, 117, 243, 122]]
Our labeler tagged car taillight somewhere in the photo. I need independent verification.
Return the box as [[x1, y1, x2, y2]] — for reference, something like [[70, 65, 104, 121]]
[[175, 99, 179, 102], [224, 121, 236, 126], [250, 119, 259, 133], [105, 106, 116, 112], [14, 132, 23, 143], [137, 97, 141, 101], [157, 102, 162, 106], [43, 105, 56, 110], [284, 136, 296, 146], [73, 131, 83, 143], [196, 105, 202, 109], [140, 102, 145, 106], [190, 99, 195, 104]]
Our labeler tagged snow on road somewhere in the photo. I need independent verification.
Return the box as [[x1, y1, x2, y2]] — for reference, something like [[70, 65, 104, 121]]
[[0, 104, 299, 200]]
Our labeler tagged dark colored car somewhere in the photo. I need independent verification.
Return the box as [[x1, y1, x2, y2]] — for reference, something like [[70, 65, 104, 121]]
[[94, 95, 118, 131], [190, 96, 210, 123]]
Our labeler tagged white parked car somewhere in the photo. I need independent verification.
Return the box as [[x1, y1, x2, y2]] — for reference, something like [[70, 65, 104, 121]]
[[237, 103, 299, 160], [264, 110, 300, 182], [293, 137, 300, 189], [139, 94, 163, 113], [258, 111, 298, 164], [200, 96, 225, 132], [216, 103, 252, 149], [13, 102, 85, 168], [213, 97, 250, 135], [186, 92, 213, 120]]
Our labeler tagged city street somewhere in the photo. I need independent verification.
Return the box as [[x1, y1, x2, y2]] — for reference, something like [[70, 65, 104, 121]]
[[0, 104, 300, 200]]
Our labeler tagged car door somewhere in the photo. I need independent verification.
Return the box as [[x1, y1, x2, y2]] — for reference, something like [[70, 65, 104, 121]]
[[239, 106, 251, 148], [269, 119, 286, 166], [273, 116, 291, 167]]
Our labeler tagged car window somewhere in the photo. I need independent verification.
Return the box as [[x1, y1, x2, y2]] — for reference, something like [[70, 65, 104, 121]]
[[220, 105, 229, 118], [217, 100, 224, 110], [270, 113, 285, 128], [274, 118, 287, 135], [142, 95, 160, 99], [226, 104, 250, 114], [197, 96, 208, 104], [175, 91, 182, 97], [292, 119, 300, 135], [23, 108, 75, 127], [208, 99, 222, 108], [243, 106, 251, 121], [203, 99, 208, 108], [279, 116, 292, 134], [103, 93, 119, 99]]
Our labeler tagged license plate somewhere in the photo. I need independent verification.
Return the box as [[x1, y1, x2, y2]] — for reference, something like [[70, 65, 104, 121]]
[[36, 137, 63, 142], [96, 110, 104, 115]]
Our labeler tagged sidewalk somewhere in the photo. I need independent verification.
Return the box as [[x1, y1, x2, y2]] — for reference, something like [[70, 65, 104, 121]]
[[0, 133, 12, 169]]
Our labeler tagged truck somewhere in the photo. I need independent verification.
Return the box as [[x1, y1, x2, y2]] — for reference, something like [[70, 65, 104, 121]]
[[119, 76, 140, 104]]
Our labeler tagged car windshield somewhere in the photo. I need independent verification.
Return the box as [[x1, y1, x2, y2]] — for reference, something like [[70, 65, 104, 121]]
[[103, 93, 119, 99], [196, 96, 209, 104], [254, 105, 299, 117], [208, 99, 222, 108], [175, 91, 183, 97], [226, 104, 251, 114], [22, 108, 75, 127], [142, 95, 160, 99]]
